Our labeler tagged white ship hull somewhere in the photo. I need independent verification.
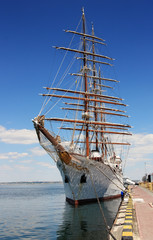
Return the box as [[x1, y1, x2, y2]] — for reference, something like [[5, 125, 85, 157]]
[[33, 123, 124, 205], [56, 154, 123, 205]]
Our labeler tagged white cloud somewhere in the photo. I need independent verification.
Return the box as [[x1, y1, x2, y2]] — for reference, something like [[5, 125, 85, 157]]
[[130, 133, 153, 146], [0, 126, 153, 181], [123, 133, 153, 179], [128, 133, 153, 163], [14, 165, 31, 171], [20, 159, 33, 164], [30, 146, 46, 156], [0, 165, 12, 171], [37, 162, 56, 169], [0, 152, 28, 160], [0, 125, 38, 144]]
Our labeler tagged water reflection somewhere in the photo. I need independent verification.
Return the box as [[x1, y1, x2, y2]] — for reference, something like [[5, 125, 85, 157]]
[[57, 198, 121, 240], [0, 183, 121, 239]]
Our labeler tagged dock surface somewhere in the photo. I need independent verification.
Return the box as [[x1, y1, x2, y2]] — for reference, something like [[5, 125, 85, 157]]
[[110, 185, 153, 239], [109, 194, 136, 240], [131, 185, 153, 240]]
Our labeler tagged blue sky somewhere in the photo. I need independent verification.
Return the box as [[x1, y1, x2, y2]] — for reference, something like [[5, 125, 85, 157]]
[[1, 0, 153, 182]]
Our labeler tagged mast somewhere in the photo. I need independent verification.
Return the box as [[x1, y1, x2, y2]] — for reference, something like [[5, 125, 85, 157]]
[[82, 7, 89, 157], [36, 9, 131, 160], [99, 68, 105, 158], [92, 23, 98, 150]]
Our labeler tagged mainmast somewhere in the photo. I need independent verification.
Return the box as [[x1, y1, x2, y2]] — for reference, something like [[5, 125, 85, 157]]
[[99, 68, 107, 159], [92, 23, 98, 151], [82, 8, 89, 157]]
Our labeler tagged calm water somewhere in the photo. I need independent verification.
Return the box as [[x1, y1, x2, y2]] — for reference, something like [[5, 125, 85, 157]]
[[0, 183, 121, 240]]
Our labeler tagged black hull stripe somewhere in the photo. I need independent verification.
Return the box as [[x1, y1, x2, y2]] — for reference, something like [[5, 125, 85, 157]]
[[66, 194, 121, 205]]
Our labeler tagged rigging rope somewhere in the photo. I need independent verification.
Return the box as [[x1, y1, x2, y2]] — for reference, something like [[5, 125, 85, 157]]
[[71, 76, 84, 144], [92, 163, 124, 192], [41, 55, 76, 115], [42, 34, 83, 116], [122, 144, 130, 175], [44, 69, 79, 115], [39, 15, 82, 116], [73, 124, 84, 152]]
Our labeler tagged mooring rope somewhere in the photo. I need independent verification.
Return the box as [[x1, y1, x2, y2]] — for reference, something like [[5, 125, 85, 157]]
[[89, 171, 117, 240]]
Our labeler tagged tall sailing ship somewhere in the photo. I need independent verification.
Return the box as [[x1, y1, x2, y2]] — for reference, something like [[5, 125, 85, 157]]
[[33, 9, 131, 205]]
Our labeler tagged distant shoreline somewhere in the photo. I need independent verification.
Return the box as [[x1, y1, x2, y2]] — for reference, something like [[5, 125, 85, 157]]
[[0, 181, 63, 185]]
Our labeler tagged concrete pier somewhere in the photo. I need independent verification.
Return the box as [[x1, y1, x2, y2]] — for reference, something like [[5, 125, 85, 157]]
[[110, 185, 153, 239], [131, 185, 153, 240], [109, 192, 138, 240]]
